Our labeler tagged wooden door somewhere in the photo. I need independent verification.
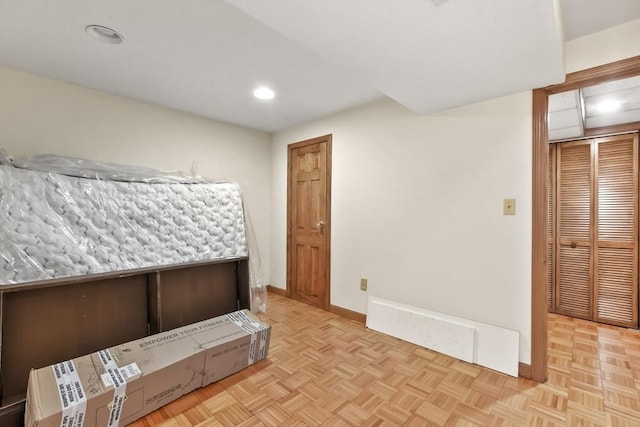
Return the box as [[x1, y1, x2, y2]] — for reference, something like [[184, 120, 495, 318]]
[[287, 135, 331, 309], [552, 133, 639, 328], [555, 141, 593, 320], [594, 134, 638, 327]]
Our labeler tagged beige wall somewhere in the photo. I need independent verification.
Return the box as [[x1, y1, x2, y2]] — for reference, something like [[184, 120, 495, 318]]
[[565, 18, 640, 74], [269, 18, 640, 365], [0, 66, 272, 280], [271, 92, 534, 362]]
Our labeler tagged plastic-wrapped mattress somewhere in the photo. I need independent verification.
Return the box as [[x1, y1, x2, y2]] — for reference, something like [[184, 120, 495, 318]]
[[0, 154, 248, 285]]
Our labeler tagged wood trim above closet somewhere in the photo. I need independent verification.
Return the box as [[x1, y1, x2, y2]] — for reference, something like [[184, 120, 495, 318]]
[[548, 56, 640, 95]]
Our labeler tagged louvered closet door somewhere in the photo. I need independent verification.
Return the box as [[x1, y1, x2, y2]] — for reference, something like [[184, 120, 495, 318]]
[[594, 134, 638, 328], [556, 142, 593, 320]]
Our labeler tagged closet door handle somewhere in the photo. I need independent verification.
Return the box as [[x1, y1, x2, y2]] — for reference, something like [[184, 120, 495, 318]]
[[316, 220, 325, 229]]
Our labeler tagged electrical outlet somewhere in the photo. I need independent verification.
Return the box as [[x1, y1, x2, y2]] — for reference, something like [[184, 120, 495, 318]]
[[503, 198, 516, 215], [360, 278, 368, 291]]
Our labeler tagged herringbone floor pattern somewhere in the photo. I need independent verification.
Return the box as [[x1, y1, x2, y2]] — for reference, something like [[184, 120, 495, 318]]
[[129, 294, 640, 426]]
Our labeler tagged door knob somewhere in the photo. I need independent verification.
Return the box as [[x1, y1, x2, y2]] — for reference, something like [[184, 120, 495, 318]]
[[316, 220, 325, 229]]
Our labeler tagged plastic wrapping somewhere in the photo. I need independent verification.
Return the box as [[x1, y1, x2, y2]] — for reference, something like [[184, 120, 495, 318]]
[[0, 151, 248, 285], [244, 208, 267, 313], [1, 149, 214, 184]]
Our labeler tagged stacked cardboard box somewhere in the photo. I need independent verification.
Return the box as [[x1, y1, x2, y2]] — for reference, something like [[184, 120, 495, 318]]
[[25, 310, 270, 427]]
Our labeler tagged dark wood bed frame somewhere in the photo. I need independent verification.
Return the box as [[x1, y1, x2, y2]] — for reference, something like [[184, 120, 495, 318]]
[[0, 256, 250, 426]]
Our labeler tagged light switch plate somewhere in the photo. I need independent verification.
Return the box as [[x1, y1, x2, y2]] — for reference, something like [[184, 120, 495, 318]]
[[503, 198, 516, 215]]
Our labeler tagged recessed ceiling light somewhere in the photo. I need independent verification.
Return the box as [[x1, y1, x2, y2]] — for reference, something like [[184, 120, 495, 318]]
[[85, 25, 124, 44], [596, 99, 621, 113], [253, 87, 275, 100]]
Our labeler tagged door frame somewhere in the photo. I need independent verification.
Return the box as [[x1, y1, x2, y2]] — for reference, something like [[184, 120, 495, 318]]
[[531, 55, 640, 382], [286, 134, 332, 309]]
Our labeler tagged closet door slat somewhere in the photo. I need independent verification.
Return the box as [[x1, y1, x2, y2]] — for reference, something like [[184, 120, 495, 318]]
[[598, 139, 634, 241], [558, 245, 591, 318], [597, 247, 634, 326]]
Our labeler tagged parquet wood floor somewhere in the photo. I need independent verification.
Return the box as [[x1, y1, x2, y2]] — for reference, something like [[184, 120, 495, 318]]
[[128, 295, 640, 426]]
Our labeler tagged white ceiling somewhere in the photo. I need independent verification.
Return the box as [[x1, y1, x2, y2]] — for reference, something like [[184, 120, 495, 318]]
[[0, 0, 639, 133], [561, 0, 640, 40]]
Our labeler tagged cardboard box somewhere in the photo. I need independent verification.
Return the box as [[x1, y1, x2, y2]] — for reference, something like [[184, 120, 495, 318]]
[[25, 310, 270, 427]]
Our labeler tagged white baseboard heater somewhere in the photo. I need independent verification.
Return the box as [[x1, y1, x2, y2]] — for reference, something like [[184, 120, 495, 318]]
[[366, 296, 519, 377]]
